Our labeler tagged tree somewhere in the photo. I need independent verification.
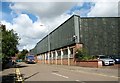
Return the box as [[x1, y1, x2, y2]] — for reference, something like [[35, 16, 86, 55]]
[[18, 49, 28, 60], [1, 24, 20, 58]]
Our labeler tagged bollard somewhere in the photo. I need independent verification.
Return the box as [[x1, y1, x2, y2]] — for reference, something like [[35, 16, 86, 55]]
[[15, 68, 24, 83], [15, 68, 21, 75]]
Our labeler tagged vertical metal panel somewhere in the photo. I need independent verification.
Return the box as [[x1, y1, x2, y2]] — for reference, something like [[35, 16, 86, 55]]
[[74, 16, 80, 43], [118, 18, 120, 55]]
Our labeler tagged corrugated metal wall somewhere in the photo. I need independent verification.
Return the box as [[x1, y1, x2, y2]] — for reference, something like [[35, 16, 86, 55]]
[[32, 15, 79, 55], [49, 15, 76, 51], [37, 35, 48, 54], [30, 15, 119, 56], [30, 47, 37, 55], [80, 17, 119, 56]]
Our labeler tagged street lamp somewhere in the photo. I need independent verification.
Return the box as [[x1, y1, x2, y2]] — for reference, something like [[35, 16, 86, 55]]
[[73, 35, 77, 41], [47, 25, 51, 64]]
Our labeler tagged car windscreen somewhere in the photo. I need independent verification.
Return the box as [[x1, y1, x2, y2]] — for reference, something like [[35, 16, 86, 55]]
[[26, 56, 35, 59]]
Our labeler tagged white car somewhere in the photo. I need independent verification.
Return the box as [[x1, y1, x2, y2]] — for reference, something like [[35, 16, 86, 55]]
[[96, 55, 115, 66]]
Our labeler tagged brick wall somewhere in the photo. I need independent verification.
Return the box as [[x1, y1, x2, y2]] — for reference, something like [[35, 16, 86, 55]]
[[76, 60, 102, 68], [57, 59, 61, 65], [63, 58, 68, 65], [37, 58, 102, 68], [70, 58, 75, 66]]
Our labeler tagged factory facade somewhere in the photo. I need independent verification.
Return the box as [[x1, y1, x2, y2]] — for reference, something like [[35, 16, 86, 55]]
[[30, 15, 120, 65]]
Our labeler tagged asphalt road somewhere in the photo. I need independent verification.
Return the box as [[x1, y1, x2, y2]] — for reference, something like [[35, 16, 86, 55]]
[[13, 62, 119, 82], [1, 62, 120, 83]]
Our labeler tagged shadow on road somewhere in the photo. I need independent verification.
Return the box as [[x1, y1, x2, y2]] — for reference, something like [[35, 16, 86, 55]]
[[14, 65, 28, 68], [1, 73, 15, 83], [24, 72, 39, 81], [2, 62, 28, 71], [2, 62, 14, 71]]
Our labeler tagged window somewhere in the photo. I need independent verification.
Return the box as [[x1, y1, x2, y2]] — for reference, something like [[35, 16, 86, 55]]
[[53, 52, 55, 59], [70, 48, 73, 54], [63, 49, 68, 56], [57, 51, 61, 56]]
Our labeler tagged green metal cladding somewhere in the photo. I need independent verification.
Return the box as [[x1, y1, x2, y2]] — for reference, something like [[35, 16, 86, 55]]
[[31, 15, 79, 55], [80, 17, 120, 55], [30, 15, 119, 56], [36, 35, 48, 54], [49, 15, 78, 51]]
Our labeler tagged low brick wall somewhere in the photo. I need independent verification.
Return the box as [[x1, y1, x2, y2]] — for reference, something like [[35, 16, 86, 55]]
[[37, 60, 42, 63], [57, 59, 61, 65], [50, 59, 53, 64], [63, 58, 68, 65], [36, 58, 102, 68], [76, 60, 102, 68], [53, 59, 56, 64], [46, 60, 48, 64], [70, 58, 75, 66], [37, 59, 46, 64]]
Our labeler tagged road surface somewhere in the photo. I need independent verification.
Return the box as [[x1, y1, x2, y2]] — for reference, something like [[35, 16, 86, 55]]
[[19, 62, 119, 82], [1, 62, 120, 83]]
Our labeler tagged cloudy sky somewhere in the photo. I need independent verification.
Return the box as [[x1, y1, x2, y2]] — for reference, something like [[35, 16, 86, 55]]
[[1, 0, 119, 51]]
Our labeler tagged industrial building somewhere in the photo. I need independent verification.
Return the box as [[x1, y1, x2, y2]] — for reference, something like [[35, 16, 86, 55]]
[[30, 15, 120, 66]]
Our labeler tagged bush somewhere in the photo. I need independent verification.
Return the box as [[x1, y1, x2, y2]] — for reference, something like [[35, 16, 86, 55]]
[[81, 55, 93, 60], [75, 49, 93, 61]]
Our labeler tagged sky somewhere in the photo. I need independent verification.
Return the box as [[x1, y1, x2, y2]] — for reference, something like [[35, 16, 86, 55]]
[[1, 0, 119, 51]]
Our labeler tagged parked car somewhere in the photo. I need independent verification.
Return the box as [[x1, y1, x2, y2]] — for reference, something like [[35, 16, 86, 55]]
[[25, 55, 36, 64], [108, 55, 120, 64], [16, 59, 22, 62], [96, 55, 115, 66]]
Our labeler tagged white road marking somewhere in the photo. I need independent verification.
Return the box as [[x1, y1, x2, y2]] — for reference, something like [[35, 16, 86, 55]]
[[59, 68, 119, 79], [75, 80, 80, 81], [77, 70, 119, 79], [52, 73, 69, 78]]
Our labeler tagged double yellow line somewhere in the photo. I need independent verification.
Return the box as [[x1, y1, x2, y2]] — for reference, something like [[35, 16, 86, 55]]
[[15, 68, 24, 83]]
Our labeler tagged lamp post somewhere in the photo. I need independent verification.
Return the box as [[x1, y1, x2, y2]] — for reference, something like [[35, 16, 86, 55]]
[[47, 25, 51, 64]]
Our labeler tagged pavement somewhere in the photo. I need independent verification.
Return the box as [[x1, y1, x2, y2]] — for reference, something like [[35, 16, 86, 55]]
[[1, 66, 15, 83]]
